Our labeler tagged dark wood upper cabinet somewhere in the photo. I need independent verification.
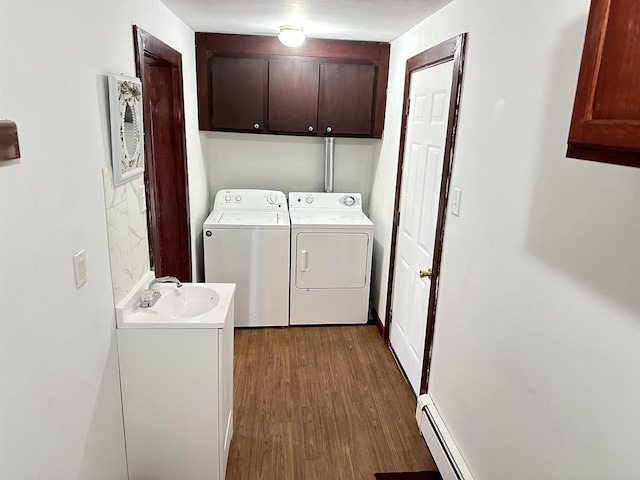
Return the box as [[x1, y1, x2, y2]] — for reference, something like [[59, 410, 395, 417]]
[[567, 0, 640, 167], [319, 63, 375, 136], [210, 57, 267, 132], [269, 59, 319, 134], [195, 33, 390, 138]]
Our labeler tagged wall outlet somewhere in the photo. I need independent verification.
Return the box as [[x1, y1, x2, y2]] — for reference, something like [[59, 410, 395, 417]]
[[450, 187, 462, 217], [73, 250, 88, 288]]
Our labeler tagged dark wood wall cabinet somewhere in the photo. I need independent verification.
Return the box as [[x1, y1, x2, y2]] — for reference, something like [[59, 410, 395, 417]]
[[567, 0, 640, 167], [0, 120, 20, 161], [196, 33, 390, 138]]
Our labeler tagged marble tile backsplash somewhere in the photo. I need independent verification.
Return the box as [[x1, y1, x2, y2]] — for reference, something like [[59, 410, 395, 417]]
[[102, 168, 150, 305]]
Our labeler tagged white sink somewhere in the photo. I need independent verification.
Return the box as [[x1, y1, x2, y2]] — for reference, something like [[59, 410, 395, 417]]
[[154, 285, 219, 319], [116, 272, 235, 328]]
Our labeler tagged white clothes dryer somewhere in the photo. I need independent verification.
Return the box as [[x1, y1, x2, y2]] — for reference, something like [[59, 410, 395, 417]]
[[204, 189, 290, 327], [288, 192, 374, 325]]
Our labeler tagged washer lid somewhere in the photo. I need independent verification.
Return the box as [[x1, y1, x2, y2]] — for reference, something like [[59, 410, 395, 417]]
[[289, 210, 373, 227], [216, 211, 286, 225]]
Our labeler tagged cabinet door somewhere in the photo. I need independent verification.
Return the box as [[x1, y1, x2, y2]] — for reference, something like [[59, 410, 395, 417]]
[[567, 0, 640, 167], [319, 63, 375, 136], [269, 60, 319, 134], [211, 57, 266, 132]]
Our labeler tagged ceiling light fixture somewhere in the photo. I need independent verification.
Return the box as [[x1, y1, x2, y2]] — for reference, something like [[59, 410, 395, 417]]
[[278, 26, 305, 47]]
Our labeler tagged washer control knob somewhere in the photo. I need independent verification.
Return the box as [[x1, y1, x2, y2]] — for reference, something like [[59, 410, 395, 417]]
[[266, 194, 275, 204], [224, 194, 232, 201], [305, 196, 313, 204], [235, 195, 242, 202], [343, 195, 356, 206]]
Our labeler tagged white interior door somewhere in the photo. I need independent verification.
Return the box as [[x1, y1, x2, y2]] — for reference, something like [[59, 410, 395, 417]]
[[390, 60, 454, 394]]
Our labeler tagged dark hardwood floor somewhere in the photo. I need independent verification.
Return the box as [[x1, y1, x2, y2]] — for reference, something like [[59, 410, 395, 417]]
[[227, 325, 437, 480]]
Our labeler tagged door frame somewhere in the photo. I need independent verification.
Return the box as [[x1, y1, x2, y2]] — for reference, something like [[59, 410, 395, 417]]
[[133, 26, 192, 280], [384, 33, 467, 394]]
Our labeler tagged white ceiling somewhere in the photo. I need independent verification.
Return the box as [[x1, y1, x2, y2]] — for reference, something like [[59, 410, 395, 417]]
[[161, 0, 452, 43]]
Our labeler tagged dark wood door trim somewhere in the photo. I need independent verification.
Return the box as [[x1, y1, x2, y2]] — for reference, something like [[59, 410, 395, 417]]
[[133, 26, 192, 281], [384, 33, 468, 395]]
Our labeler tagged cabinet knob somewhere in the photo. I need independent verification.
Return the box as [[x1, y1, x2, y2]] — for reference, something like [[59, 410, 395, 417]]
[[254, 123, 260, 130], [326, 126, 332, 133], [308, 126, 314, 132]]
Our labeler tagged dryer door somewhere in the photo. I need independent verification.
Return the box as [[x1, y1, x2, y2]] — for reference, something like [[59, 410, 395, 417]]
[[295, 232, 369, 289]]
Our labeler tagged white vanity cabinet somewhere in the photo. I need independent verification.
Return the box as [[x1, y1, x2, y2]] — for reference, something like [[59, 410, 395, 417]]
[[116, 285, 235, 480]]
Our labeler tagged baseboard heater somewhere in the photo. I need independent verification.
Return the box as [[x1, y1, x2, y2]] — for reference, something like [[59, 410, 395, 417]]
[[415, 394, 475, 480]]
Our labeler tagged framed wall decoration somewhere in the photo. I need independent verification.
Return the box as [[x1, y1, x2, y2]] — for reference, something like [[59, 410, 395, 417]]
[[108, 73, 144, 186]]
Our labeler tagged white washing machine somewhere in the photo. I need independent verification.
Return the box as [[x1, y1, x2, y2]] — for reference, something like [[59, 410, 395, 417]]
[[289, 192, 374, 325], [204, 189, 290, 327]]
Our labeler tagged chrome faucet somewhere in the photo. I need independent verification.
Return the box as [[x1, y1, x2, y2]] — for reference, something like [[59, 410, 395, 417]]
[[140, 276, 182, 308], [149, 276, 183, 289]]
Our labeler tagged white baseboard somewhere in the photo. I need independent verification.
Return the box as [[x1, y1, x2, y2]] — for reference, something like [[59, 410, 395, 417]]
[[416, 394, 475, 480]]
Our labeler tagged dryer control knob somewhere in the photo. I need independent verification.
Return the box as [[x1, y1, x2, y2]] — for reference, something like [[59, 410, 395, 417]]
[[266, 194, 275, 204], [305, 196, 313, 204], [343, 195, 356, 206]]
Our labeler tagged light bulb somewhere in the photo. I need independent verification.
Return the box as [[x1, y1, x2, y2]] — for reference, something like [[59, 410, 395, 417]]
[[278, 26, 305, 47]]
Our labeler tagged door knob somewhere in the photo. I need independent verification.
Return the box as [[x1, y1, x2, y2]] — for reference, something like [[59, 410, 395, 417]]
[[254, 123, 260, 129], [419, 268, 433, 279], [326, 126, 332, 133], [308, 125, 314, 132]]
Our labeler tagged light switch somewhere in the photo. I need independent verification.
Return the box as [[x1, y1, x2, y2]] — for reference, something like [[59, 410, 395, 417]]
[[450, 187, 462, 217], [138, 185, 147, 213], [73, 250, 88, 288]]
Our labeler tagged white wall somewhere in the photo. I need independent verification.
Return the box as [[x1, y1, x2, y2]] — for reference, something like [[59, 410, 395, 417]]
[[0, 1, 204, 478], [369, 1, 640, 479], [181, 27, 210, 283], [202, 132, 379, 213]]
